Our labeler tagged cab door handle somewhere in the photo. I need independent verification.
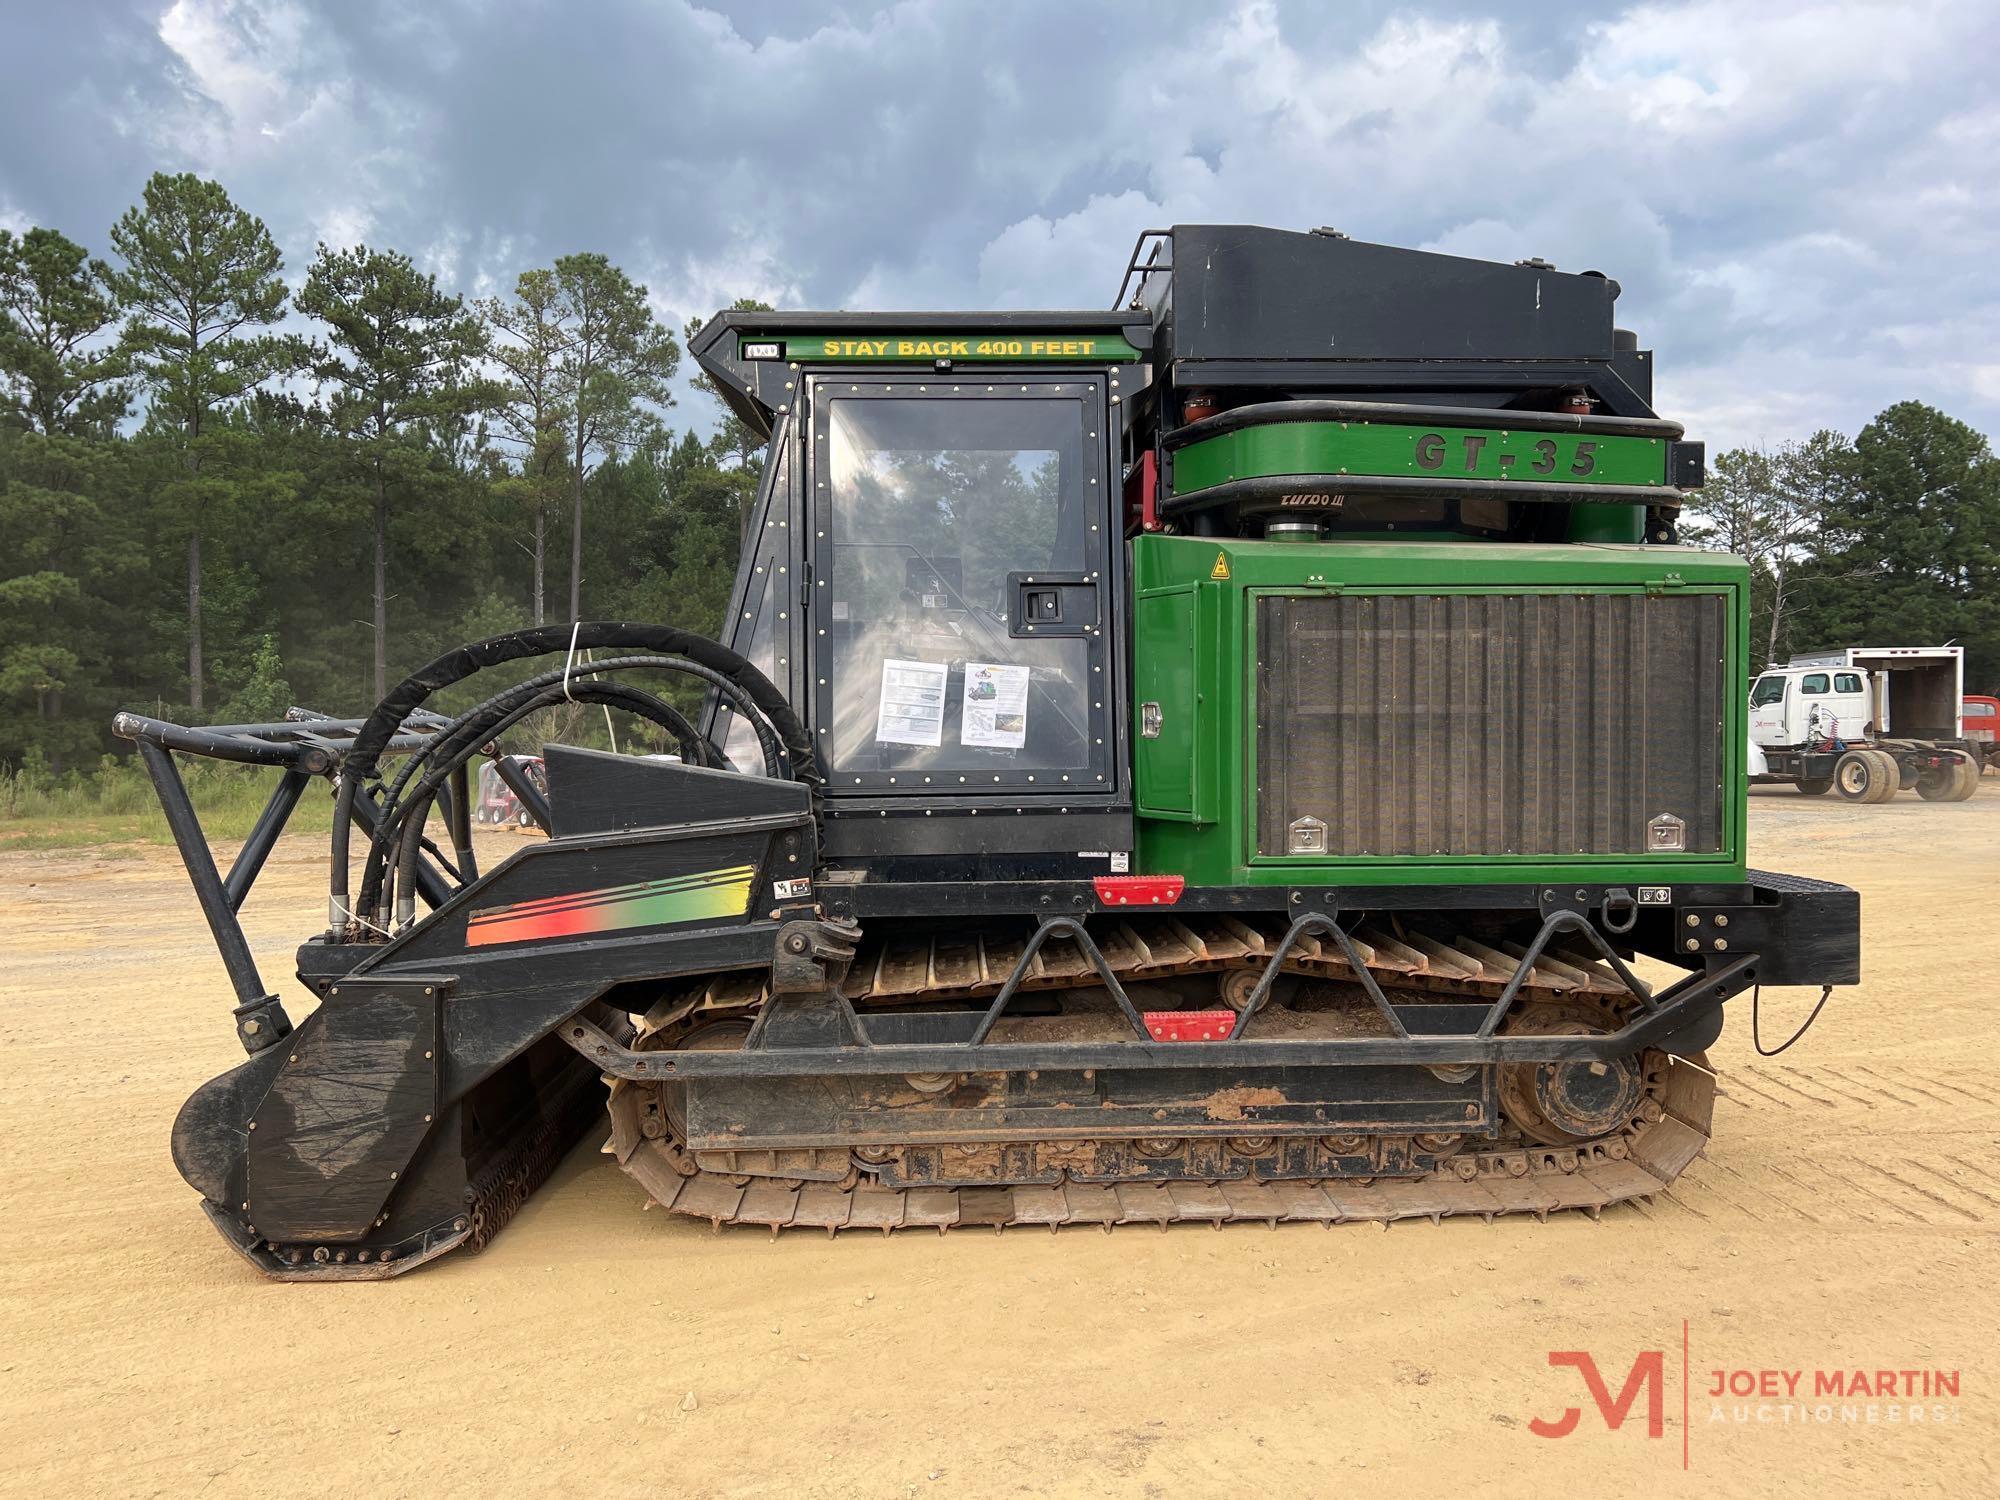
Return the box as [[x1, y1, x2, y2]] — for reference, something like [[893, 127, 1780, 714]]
[[1007, 572, 1097, 637]]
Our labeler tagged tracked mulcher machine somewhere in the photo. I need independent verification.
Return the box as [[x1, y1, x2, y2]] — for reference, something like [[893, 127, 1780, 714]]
[[120, 226, 1860, 1279]]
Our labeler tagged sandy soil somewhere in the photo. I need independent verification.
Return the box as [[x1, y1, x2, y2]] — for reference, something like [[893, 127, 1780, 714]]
[[3, 785, 1997, 1499]]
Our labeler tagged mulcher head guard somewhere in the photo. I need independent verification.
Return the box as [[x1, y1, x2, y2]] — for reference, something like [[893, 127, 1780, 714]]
[[124, 227, 1863, 1279], [120, 623, 826, 1278]]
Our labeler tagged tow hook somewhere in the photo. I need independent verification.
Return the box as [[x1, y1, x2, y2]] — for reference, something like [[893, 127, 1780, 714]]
[[1601, 889, 1639, 935]]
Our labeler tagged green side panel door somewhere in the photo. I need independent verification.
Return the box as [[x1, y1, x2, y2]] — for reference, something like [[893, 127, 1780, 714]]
[[1134, 587, 1197, 818]]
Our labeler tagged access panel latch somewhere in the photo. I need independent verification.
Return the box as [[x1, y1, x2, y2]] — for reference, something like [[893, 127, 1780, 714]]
[[1007, 572, 1098, 637]]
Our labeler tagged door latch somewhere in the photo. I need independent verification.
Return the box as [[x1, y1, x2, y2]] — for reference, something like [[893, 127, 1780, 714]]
[[1140, 702, 1163, 739], [1006, 572, 1098, 638]]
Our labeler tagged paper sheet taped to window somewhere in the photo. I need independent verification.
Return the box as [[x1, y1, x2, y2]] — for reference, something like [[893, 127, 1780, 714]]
[[874, 658, 948, 747], [961, 661, 1029, 749]]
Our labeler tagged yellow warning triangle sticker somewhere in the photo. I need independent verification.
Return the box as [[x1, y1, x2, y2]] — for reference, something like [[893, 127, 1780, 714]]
[[1209, 551, 1231, 580]]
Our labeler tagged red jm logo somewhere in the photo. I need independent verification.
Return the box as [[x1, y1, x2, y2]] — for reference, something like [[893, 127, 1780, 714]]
[[1531, 1351, 1666, 1438]]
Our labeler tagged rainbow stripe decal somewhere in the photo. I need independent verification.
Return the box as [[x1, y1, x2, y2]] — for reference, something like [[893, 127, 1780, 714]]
[[464, 865, 757, 948]]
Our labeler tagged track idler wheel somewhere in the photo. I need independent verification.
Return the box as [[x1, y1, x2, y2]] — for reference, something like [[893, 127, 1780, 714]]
[[658, 1019, 754, 1140], [1497, 1002, 1650, 1147]]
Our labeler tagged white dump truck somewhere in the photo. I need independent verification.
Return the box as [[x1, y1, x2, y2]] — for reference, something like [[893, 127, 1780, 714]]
[[1749, 645, 1982, 802]]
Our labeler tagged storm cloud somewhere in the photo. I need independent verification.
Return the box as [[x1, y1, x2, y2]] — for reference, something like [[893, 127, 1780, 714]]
[[2, 0, 1995, 448]]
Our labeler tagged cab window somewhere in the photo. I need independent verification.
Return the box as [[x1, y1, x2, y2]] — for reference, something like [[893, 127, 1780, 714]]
[[1800, 672, 1830, 694], [720, 564, 779, 770], [1834, 673, 1864, 694], [819, 394, 1096, 776], [713, 433, 792, 772], [1749, 675, 1786, 707]]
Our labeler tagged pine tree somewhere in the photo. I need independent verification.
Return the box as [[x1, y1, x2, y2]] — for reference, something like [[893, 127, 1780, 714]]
[[1682, 432, 1855, 665], [1789, 403, 2000, 679], [107, 173, 294, 712], [0, 426, 153, 767], [297, 243, 496, 699], [0, 227, 130, 437], [479, 269, 572, 625], [552, 253, 677, 620]]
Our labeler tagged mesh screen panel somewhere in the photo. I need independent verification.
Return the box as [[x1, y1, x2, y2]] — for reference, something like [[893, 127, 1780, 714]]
[[1254, 592, 1726, 857]]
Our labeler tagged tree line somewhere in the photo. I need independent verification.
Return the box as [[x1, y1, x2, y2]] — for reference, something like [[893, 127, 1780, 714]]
[[1679, 404, 2000, 689], [4, 174, 1997, 774], [0, 171, 767, 772]]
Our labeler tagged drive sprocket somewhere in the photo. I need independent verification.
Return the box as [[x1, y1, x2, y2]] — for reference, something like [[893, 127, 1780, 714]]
[[1497, 998, 1657, 1147]]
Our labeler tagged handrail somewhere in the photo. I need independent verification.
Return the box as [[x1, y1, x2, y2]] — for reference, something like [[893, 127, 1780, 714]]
[[1111, 228, 1174, 310]]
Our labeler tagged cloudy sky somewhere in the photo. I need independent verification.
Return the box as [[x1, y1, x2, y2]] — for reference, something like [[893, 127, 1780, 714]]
[[3, 0, 1996, 450]]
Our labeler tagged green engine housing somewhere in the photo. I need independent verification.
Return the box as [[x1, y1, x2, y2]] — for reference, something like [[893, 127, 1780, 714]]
[[1130, 534, 1749, 887]]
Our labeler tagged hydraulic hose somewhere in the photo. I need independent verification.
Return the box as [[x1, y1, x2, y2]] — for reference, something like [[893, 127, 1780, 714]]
[[329, 623, 811, 932], [355, 654, 790, 926], [381, 675, 725, 928]]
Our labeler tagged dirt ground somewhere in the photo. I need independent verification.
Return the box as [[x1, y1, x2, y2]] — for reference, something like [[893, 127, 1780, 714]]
[[3, 784, 1996, 1499]]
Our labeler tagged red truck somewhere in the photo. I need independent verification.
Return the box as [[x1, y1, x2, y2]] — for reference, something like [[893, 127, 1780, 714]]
[[1966, 695, 1999, 771]]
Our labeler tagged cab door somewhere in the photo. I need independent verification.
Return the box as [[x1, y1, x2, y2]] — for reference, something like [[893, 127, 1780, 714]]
[[1748, 672, 1788, 746], [803, 374, 1119, 822], [1791, 670, 1837, 742], [1827, 670, 1872, 741]]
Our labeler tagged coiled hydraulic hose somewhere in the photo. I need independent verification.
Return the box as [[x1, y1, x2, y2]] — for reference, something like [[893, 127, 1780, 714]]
[[330, 623, 815, 935], [356, 655, 734, 927], [376, 660, 716, 821], [356, 656, 792, 931], [379, 672, 728, 929]]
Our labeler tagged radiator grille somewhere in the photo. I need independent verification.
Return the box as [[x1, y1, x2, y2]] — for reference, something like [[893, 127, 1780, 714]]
[[1254, 592, 1726, 858]]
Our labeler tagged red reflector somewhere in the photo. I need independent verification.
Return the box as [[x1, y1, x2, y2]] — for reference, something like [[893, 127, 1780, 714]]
[[1143, 1009, 1237, 1042], [1093, 875, 1185, 906]]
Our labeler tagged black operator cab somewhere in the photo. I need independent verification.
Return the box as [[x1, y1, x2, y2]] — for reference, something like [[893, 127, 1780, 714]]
[[687, 314, 1155, 881]]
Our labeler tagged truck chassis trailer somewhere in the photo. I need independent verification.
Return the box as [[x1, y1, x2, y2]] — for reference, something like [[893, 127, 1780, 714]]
[[1751, 648, 1982, 801]]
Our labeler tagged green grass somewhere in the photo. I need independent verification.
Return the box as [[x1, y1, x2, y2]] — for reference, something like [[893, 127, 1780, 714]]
[[0, 755, 338, 851]]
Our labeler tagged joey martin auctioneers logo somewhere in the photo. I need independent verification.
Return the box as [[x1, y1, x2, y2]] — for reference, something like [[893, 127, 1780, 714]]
[[1529, 1325, 1962, 1469]]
